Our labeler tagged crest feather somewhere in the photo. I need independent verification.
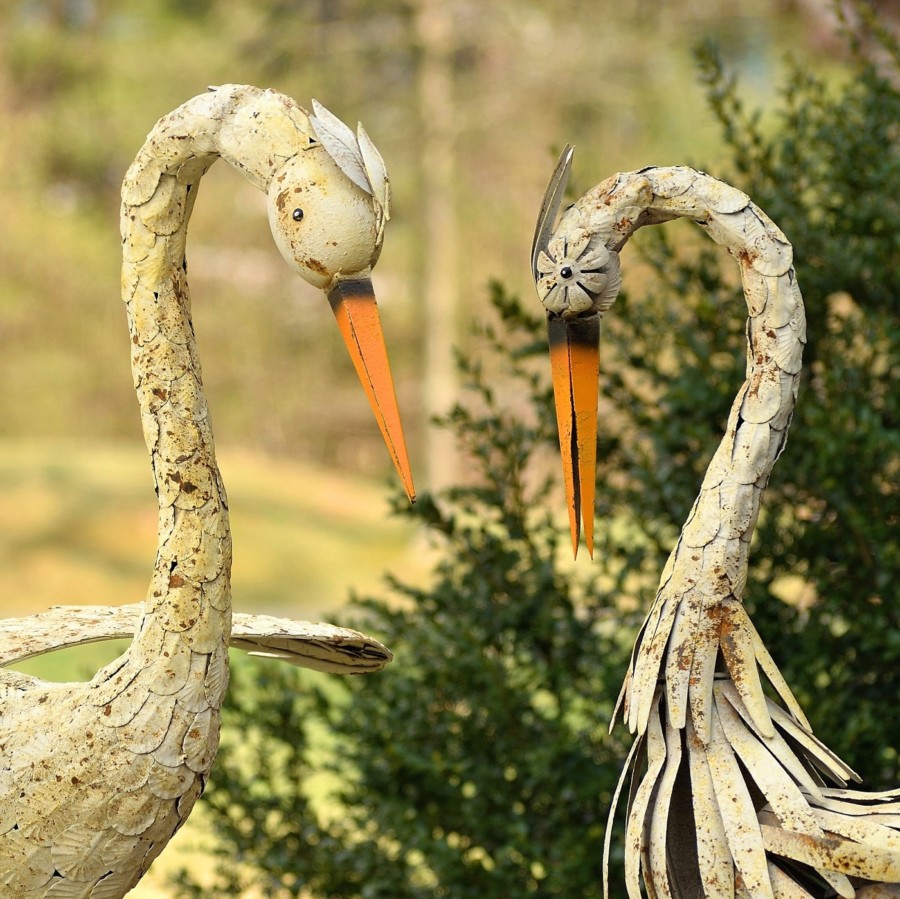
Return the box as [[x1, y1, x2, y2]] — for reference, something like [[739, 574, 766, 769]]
[[531, 145, 574, 279], [310, 99, 372, 197], [357, 122, 391, 220]]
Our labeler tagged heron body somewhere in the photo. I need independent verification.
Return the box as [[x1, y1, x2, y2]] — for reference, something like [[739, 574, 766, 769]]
[[0, 85, 413, 896], [532, 158, 900, 897]]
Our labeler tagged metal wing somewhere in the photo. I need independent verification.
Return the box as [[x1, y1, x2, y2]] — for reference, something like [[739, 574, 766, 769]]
[[0, 605, 392, 675], [531, 144, 574, 280]]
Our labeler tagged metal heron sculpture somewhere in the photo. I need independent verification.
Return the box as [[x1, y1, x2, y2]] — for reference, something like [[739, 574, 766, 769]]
[[532, 150, 900, 898], [0, 85, 414, 897]]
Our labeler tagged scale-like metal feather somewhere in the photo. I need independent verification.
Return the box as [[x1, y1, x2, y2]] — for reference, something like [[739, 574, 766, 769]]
[[811, 808, 900, 853], [707, 703, 775, 898], [718, 601, 773, 738], [625, 698, 669, 899], [604, 737, 642, 899], [682, 487, 723, 548], [718, 682, 824, 801], [760, 824, 900, 883], [822, 789, 900, 803], [856, 884, 900, 898], [645, 166, 697, 200], [665, 591, 704, 731], [648, 715, 685, 894], [767, 701, 860, 785], [766, 862, 817, 898], [630, 596, 682, 735], [715, 690, 823, 839], [686, 714, 735, 898], [687, 619, 721, 747], [742, 614, 811, 730]]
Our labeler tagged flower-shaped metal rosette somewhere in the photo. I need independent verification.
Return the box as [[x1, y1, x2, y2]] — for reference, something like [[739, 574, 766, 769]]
[[535, 229, 613, 316]]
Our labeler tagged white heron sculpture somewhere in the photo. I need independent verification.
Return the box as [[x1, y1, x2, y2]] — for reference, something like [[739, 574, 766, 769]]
[[0, 84, 415, 897], [532, 150, 900, 898]]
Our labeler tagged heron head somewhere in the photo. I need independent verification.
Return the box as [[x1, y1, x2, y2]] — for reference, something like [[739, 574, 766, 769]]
[[530, 147, 622, 559], [266, 102, 414, 504], [534, 210, 621, 318], [267, 100, 390, 291], [531, 147, 622, 320], [268, 154, 381, 289]]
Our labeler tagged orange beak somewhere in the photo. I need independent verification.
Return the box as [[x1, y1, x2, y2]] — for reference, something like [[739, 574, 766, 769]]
[[327, 278, 416, 503], [548, 314, 599, 558]]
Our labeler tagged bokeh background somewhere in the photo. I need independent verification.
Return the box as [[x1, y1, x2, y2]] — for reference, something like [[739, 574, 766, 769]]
[[0, 0, 856, 611], [0, 0, 888, 893]]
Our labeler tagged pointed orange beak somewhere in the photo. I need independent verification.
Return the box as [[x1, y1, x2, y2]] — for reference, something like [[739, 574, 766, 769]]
[[327, 278, 416, 503], [548, 314, 599, 558]]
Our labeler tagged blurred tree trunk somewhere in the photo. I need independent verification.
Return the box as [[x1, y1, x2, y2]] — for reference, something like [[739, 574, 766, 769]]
[[415, 0, 460, 489]]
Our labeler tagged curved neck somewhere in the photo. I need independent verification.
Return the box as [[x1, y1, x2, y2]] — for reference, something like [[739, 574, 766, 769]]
[[582, 167, 806, 604], [120, 86, 312, 661]]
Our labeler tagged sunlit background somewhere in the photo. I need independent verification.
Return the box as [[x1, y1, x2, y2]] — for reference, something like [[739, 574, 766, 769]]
[[0, 0, 876, 892]]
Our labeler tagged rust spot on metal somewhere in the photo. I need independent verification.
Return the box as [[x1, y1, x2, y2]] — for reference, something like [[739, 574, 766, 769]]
[[304, 257, 328, 276], [675, 644, 692, 670]]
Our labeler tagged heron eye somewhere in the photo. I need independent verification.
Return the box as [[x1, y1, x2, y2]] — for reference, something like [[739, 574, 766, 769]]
[[560, 266, 574, 279], [292, 208, 304, 222]]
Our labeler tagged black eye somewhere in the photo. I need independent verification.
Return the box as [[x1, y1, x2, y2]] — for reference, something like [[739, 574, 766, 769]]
[[559, 266, 573, 279], [292, 208, 304, 222]]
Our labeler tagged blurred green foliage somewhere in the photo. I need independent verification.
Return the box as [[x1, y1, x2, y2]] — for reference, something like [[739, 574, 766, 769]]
[[172, 6, 898, 898]]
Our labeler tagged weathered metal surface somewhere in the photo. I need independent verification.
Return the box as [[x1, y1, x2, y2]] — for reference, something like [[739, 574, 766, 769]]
[[532, 158, 900, 896], [0, 604, 392, 674], [0, 85, 401, 896]]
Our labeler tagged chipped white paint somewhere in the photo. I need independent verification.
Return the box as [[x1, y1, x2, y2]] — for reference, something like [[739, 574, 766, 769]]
[[535, 162, 900, 897], [0, 85, 395, 896]]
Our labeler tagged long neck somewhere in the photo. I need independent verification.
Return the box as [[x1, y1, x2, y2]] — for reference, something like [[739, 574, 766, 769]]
[[583, 167, 806, 606], [119, 85, 311, 681]]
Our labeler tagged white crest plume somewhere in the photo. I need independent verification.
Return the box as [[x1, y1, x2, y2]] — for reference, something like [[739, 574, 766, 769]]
[[531, 144, 574, 280], [310, 99, 391, 220]]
